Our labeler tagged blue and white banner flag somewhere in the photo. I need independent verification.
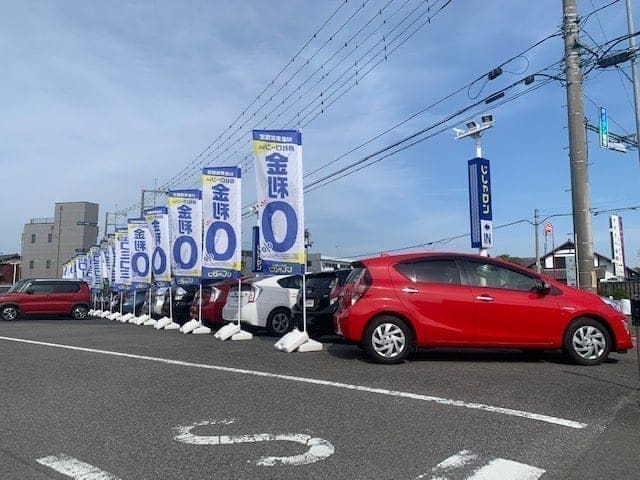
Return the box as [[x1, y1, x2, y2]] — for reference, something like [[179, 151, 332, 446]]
[[114, 227, 131, 291], [99, 239, 109, 282], [202, 166, 242, 280], [144, 206, 172, 286], [75, 252, 89, 281], [168, 189, 202, 285], [108, 234, 116, 287], [89, 246, 102, 290], [63, 259, 75, 279], [253, 130, 305, 275], [128, 218, 153, 288]]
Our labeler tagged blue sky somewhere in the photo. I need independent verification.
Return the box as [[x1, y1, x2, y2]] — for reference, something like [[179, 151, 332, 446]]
[[2, 1, 640, 267]]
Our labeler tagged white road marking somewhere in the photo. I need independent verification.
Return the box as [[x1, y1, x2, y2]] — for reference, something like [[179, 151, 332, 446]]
[[173, 419, 334, 466], [0, 335, 587, 429], [414, 450, 546, 480], [466, 458, 546, 480], [36, 453, 121, 480], [416, 449, 478, 479]]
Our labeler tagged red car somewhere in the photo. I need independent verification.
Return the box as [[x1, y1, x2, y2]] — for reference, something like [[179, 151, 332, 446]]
[[189, 279, 238, 327], [335, 252, 633, 365]]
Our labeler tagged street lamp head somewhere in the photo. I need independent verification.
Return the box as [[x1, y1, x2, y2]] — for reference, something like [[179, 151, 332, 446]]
[[466, 121, 478, 130], [481, 114, 494, 126]]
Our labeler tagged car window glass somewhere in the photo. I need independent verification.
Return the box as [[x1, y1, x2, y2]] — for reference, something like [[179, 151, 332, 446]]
[[465, 261, 538, 291], [396, 259, 461, 285], [30, 282, 56, 294], [278, 276, 302, 289], [54, 283, 80, 293]]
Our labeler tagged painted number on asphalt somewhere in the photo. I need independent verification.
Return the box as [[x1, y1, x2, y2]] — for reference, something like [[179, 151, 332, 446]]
[[173, 419, 335, 466]]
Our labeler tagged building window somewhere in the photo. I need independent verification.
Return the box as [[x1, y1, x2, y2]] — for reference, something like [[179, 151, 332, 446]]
[[31, 234, 36, 243], [29, 260, 34, 269], [46, 260, 51, 269], [48, 233, 52, 243]]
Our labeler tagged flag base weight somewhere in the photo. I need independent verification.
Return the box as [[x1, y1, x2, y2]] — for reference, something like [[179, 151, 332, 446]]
[[214, 323, 240, 341]]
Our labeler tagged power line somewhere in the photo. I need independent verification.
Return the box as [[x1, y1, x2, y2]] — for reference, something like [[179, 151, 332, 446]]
[[168, 0, 455, 189]]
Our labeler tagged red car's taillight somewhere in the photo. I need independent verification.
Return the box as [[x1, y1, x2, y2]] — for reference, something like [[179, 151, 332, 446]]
[[209, 287, 221, 303], [351, 269, 371, 305], [329, 278, 339, 305]]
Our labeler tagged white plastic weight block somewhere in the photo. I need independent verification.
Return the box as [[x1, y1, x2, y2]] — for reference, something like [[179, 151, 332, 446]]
[[192, 325, 212, 334], [297, 338, 323, 352], [180, 319, 199, 333], [231, 329, 253, 340], [214, 323, 241, 341], [164, 322, 181, 330], [274, 329, 309, 353], [180, 319, 198, 334], [155, 317, 172, 329]]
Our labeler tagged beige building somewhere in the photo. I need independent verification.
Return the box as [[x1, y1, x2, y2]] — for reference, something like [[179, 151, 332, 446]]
[[21, 202, 99, 278]]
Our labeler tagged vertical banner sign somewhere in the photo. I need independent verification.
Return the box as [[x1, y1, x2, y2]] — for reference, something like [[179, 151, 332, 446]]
[[76, 252, 89, 281], [99, 239, 110, 289], [90, 246, 103, 291], [85, 251, 94, 287], [114, 227, 131, 291], [144, 207, 172, 286], [128, 218, 153, 288], [253, 130, 305, 274], [468, 157, 493, 250], [610, 214, 626, 279], [599, 106, 609, 149], [168, 190, 202, 285], [202, 166, 242, 280], [108, 234, 116, 287]]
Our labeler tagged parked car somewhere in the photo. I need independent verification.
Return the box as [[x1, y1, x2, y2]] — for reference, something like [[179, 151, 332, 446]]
[[121, 288, 148, 315], [292, 269, 351, 338], [222, 275, 302, 335], [141, 285, 171, 318], [140, 284, 197, 324], [0, 278, 91, 321], [189, 279, 239, 327], [335, 252, 634, 365]]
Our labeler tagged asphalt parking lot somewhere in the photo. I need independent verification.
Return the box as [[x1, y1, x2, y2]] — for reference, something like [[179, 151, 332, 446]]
[[1, 317, 639, 480]]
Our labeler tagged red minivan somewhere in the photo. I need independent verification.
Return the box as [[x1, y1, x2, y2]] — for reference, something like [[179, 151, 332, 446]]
[[335, 252, 633, 365], [0, 279, 91, 321]]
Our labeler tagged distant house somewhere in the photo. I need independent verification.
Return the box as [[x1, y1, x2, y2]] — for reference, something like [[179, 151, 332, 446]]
[[0, 253, 21, 286], [525, 240, 638, 283]]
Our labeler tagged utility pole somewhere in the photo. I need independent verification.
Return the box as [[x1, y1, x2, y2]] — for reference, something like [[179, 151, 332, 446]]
[[534, 209, 541, 273], [625, 0, 640, 170], [563, 0, 597, 292], [140, 189, 168, 217]]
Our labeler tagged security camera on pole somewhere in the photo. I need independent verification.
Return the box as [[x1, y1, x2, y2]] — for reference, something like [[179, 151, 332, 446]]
[[454, 115, 495, 256]]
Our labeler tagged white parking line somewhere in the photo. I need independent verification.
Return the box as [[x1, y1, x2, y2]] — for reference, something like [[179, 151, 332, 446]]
[[0, 335, 587, 429], [415, 450, 546, 480], [36, 453, 121, 479]]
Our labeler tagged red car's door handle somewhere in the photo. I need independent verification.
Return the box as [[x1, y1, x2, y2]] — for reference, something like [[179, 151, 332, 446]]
[[476, 294, 494, 301], [401, 287, 420, 293]]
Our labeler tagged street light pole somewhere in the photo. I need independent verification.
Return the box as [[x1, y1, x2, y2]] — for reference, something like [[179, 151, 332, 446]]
[[454, 115, 495, 257]]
